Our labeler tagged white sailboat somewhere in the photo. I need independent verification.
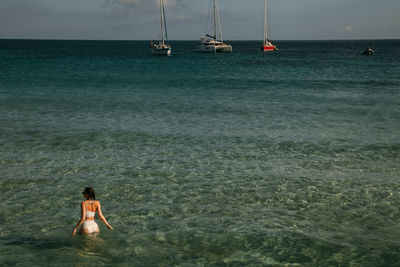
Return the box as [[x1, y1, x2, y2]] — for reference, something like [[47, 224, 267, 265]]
[[195, 0, 232, 53], [151, 0, 172, 56], [262, 0, 277, 52]]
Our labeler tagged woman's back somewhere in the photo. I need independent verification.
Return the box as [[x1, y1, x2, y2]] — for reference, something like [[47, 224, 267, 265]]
[[82, 200, 99, 219]]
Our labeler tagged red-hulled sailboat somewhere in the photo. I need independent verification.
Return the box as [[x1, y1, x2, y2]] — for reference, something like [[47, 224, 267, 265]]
[[262, 0, 277, 52]]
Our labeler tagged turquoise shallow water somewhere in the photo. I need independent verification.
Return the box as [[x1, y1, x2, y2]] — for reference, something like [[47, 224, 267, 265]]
[[0, 39, 400, 266]]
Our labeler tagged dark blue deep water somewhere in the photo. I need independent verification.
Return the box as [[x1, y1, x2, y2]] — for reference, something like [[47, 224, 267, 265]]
[[0, 39, 400, 266]]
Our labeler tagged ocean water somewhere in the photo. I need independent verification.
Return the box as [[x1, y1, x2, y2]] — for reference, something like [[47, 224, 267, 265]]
[[0, 39, 399, 266]]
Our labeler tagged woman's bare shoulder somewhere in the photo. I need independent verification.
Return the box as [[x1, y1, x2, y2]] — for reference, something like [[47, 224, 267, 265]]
[[93, 200, 100, 209]]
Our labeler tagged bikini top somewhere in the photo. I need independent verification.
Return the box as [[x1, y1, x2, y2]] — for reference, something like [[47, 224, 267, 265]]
[[85, 201, 96, 218]]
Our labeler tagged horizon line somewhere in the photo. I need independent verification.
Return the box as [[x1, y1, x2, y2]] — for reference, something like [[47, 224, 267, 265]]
[[1, 38, 399, 42]]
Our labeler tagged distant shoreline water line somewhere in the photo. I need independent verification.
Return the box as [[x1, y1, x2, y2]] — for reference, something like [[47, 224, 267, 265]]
[[1, 38, 400, 41]]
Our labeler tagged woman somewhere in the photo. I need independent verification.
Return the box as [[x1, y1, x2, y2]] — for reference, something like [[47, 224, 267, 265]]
[[72, 187, 113, 235]]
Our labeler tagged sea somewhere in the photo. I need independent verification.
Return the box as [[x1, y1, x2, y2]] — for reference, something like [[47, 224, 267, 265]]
[[0, 39, 399, 266]]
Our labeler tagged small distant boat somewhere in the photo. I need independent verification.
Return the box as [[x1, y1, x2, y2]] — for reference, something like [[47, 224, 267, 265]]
[[195, 0, 232, 53], [262, 0, 277, 52], [151, 0, 171, 56], [362, 47, 374, 55]]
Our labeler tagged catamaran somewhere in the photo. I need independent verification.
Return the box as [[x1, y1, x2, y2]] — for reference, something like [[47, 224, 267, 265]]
[[151, 0, 172, 56], [262, 0, 277, 52], [195, 0, 232, 53]]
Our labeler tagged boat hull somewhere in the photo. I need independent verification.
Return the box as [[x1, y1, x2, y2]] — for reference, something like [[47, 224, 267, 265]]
[[195, 45, 217, 53], [151, 48, 172, 56], [195, 44, 232, 53], [262, 45, 277, 52], [216, 45, 232, 53], [362, 48, 374, 55]]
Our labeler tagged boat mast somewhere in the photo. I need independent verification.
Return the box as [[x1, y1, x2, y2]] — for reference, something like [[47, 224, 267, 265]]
[[213, 0, 217, 41], [264, 0, 267, 43], [160, 0, 164, 45], [216, 0, 223, 42], [162, 0, 169, 43]]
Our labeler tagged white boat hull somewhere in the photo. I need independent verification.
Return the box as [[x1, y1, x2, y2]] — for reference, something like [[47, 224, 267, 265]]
[[216, 45, 232, 53], [195, 44, 232, 53]]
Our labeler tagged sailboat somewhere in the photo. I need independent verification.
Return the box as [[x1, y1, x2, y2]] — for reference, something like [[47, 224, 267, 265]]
[[195, 0, 232, 53], [151, 0, 172, 56], [262, 0, 277, 52]]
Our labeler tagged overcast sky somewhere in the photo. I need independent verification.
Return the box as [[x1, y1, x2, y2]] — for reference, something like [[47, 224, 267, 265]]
[[0, 0, 399, 40]]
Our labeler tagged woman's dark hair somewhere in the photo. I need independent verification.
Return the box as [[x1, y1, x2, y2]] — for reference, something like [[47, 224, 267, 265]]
[[83, 187, 96, 199]]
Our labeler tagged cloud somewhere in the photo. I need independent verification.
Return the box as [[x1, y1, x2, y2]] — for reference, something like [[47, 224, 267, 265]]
[[341, 25, 353, 32], [109, 0, 176, 9]]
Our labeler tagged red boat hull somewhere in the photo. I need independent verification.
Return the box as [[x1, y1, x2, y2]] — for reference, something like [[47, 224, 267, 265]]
[[263, 45, 276, 52]]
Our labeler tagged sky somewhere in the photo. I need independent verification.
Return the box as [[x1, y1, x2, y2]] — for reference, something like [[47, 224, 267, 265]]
[[0, 0, 399, 40]]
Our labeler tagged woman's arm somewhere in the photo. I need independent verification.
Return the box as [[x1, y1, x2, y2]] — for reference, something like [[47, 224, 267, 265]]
[[97, 201, 113, 230], [72, 202, 86, 235]]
